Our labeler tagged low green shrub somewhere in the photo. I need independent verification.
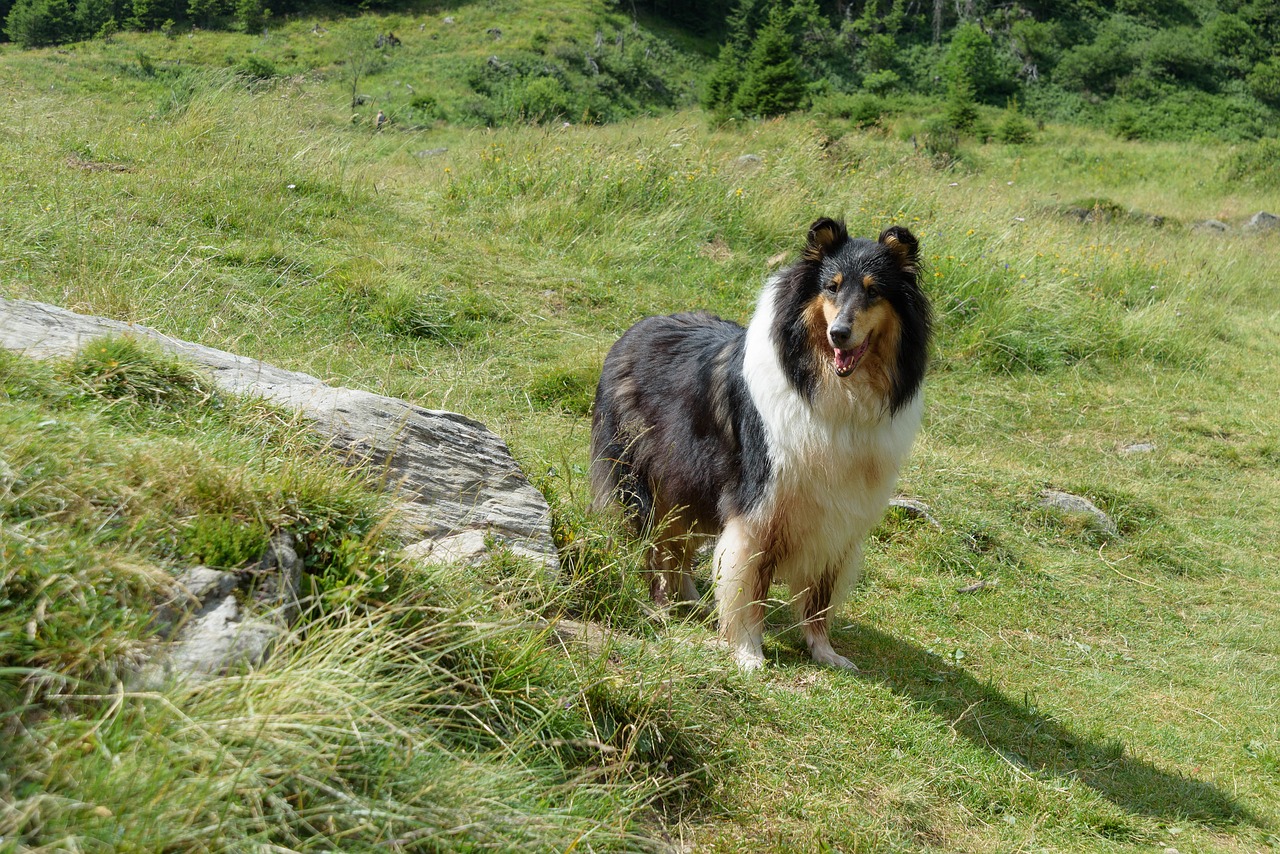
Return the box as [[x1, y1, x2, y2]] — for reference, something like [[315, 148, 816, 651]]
[[527, 365, 599, 416], [1221, 137, 1280, 187], [994, 98, 1037, 144], [236, 54, 278, 80], [812, 91, 888, 128], [179, 513, 269, 568]]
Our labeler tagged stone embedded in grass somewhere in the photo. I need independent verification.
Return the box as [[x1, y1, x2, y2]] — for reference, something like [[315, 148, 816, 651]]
[[1119, 441, 1156, 455], [0, 297, 558, 571], [1192, 219, 1230, 233], [256, 532, 305, 625], [887, 497, 943, 530], [1243, 211, 1279, 233], [140, 558, 301, 688], [402, 528, 550, 567], [1039, 489, 1118, 537]]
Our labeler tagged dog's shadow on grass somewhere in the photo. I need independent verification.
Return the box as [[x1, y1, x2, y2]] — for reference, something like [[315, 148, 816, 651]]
[[815, 624, 1259, 828]]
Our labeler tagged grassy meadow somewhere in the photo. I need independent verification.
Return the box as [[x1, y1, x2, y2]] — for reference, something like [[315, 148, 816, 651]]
[[2, 8, 1280, 852]]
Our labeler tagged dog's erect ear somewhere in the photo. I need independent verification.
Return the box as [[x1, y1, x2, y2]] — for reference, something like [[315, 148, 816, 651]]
[[878, 226, 920, 275], [804, 217, 849, 262]]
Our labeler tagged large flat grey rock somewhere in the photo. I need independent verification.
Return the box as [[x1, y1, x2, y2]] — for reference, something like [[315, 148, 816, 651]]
[[0, 297, 557, 569]]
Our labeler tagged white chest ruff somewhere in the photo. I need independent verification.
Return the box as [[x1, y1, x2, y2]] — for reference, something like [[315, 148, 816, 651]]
[[741, 286, 922, 586]]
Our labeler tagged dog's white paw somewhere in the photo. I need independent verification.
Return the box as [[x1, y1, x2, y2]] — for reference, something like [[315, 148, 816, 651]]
[[734, 646, 766, 672], [810, 649, 858, 671]]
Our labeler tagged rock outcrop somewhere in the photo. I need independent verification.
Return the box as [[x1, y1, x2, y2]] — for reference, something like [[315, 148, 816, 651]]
[[0, 297, 558, 569]]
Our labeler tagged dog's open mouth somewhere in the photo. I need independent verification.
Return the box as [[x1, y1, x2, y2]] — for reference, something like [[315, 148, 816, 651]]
[[832, 336, 871, 377]]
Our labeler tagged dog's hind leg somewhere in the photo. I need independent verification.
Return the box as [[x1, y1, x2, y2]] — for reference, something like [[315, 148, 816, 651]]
[[646, 540, 677, 608], [713, 517, 769, 670], [647, 527, 702, 609]]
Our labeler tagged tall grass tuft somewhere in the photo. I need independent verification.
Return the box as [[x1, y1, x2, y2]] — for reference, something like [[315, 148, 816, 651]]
[[2, 575, 708, 850]]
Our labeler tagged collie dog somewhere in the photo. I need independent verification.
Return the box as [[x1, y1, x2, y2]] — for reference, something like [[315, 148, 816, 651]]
[[589, 218, 932, 670]]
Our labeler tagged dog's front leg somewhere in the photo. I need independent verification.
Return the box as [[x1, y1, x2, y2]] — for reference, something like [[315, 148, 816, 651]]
[[713, 517, 769, 670]]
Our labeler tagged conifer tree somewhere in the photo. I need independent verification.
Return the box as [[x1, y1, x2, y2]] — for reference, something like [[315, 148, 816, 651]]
[[703, 40, 744, 113], [732, 3, 806, 117]]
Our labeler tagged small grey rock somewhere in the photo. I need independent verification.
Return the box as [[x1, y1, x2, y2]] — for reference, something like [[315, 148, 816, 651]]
[[405, 529, 489, 565], [1039, 489, 1118, 536], [404, 528, 551, 567], [414, 147, 449, 157], [1064, 206, 1090, 222], [153, 566, 237, 632], [1119, 442, 1156, 455], [255, 531, 304, 624], [175, 566, 237, 605], [888, 498, 943, 530], [138, 595, 285, 687], [1243, 211, 1279, 233], [1192, 219, 1230, 233], [732, 154, 764, 172]]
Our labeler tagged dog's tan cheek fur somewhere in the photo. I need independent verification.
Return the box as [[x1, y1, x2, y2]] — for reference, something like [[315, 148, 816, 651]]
[[855, 301, 901, 399], [804, 296, 835, 356]]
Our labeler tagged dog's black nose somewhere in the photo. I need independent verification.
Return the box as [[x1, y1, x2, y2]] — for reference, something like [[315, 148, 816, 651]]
[[829, 322, 853, 346]]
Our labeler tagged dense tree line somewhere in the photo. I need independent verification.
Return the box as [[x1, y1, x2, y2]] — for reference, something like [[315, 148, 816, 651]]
[[683, 0, 1279, 137], [0, 0, 383, 46], [4, 0, 1277, 139]]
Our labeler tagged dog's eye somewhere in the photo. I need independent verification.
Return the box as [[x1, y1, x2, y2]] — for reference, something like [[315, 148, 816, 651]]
[[866, 284, 880, 299], [825, 277, 841, 293]]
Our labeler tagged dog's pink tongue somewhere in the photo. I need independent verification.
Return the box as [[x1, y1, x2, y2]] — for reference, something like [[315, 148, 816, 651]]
[[833, 338, 869, 376]]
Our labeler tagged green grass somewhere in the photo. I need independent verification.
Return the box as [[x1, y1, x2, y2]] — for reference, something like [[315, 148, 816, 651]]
[[2, 4, 1280, 851]]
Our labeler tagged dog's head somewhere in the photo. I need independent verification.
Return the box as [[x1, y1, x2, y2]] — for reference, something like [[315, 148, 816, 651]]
[[774, 217, 932, 412]]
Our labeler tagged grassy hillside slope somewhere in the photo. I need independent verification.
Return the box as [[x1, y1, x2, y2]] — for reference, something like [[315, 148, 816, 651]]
[[2, 7, 1280, 851]]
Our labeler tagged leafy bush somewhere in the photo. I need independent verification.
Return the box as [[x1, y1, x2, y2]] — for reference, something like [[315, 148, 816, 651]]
[[862, 68, 901, 95], [516, 75, 578, 122], [944, 22, 1018, 104], [920, 115, 960, 165], [1009, 18, 1062, 76], [1103, 90, 1271, 141], [1138, 27, 1213, 88], [811, 91, 887, 127], [943, 73, 978, 132], [234, 0, 266, 32], [1053, 16, 1149, 95], [1221, 138, 1280, 187], [1247, 57, 1280, 108], [1207, 13, 1266, 73], [1110, 103, 1142, 140], [236, 54, 278, 80]]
